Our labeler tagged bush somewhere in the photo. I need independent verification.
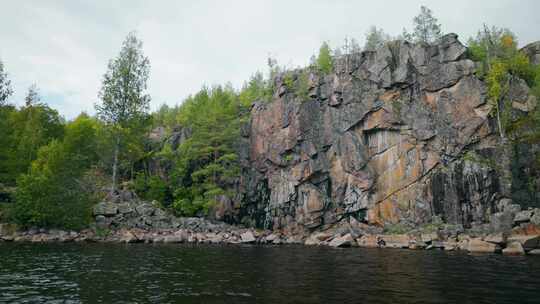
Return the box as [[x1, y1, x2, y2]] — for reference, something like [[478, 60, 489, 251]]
[[134, 173, 172, 206], [10, 115, 99, 230]]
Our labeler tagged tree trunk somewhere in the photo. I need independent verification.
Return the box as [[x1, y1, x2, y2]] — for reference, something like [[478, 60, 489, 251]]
[[111, 134, 120, 194]]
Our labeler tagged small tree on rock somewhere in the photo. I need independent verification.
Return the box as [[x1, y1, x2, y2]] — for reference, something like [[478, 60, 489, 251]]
[[411, 6, 442, 44]]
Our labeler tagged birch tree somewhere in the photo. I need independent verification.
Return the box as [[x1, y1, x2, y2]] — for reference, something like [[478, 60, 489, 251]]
[[96, 32, 151, 194]]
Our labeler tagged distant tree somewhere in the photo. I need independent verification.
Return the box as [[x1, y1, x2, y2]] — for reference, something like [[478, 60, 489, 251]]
[[317, 42, 333, 74], [364, 26, 390, 50], [95, 32, 151, 194], [0, 59, 13, 105], [411, 6, 442, 44]]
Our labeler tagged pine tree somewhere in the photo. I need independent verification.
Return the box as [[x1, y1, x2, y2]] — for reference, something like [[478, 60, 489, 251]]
[[411, 6, 442, 44]]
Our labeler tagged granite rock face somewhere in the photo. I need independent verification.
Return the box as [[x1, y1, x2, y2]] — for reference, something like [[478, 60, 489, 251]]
[[236, 34, 536, 236]]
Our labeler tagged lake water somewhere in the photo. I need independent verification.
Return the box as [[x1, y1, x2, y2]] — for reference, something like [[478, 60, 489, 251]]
[[0, 243, 539, 303]]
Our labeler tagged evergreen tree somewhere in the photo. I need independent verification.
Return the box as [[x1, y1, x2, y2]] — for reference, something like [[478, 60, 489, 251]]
[[96, 32, 151, 194], [317, 42, 333, 74], [411, 6, 442, 44], [168, 86, 241, 216]]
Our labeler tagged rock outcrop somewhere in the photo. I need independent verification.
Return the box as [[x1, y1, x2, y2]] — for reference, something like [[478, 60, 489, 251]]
[[236, 34, 538, 237]]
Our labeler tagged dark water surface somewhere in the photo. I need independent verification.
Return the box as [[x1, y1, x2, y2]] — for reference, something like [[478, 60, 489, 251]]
[[0, 243, 539, 304]]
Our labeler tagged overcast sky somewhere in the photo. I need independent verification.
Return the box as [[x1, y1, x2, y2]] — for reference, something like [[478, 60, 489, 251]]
[[1, 0, 539, 119]]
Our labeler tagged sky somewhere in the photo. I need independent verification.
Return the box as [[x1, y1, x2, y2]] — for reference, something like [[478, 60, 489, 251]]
[[0, 0, 539, 119]]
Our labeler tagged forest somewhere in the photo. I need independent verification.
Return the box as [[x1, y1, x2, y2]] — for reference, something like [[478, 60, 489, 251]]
[[0, 6, 539, 230]]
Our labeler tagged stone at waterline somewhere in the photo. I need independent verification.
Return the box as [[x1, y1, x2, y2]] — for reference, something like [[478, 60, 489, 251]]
[[484, 232, 506, 245], [502, 242, 525, 255], [380, 235, 411, 249], [467, 238, 498, 253], [240, 231, 256, 243], [163, 235, 184, 243], [507, 235, 540, 251], [528, 249, 540, 255], [356, 235, 379, 248], [328, 234, 355, 248]]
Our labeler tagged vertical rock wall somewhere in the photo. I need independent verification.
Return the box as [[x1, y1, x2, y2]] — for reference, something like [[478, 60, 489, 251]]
[[237, 34, 537, 235]]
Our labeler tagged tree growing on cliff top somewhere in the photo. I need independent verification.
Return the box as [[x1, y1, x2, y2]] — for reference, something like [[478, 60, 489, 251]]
[[405, 6, 442, 44], [317, 42, 333, 74], [364, 26, 389, 51], [0, 59, 13, 105], [95, 32, 151, 194]]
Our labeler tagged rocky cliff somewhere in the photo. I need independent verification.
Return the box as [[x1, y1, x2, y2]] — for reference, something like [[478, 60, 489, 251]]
[[234, 34, 538, 237]]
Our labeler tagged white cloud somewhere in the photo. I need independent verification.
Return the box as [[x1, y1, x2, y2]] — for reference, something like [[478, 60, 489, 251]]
[[0, 0, 538, 119]]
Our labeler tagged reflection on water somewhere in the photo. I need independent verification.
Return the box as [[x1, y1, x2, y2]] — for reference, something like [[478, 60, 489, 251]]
[[1, 243, 539, 303]]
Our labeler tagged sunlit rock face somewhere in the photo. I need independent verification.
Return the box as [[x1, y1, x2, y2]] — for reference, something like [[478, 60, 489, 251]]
[[236, 34, 535, 235]]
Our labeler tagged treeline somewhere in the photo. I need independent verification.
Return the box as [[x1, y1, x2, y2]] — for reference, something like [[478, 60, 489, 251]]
[[0, 6, 539, 230]]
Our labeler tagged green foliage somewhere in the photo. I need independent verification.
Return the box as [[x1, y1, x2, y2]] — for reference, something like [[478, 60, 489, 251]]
[[134, 173, 172, 205], [467, 26, 517, 78], [238, 71, 273, 106], [283, 70, 311, 101], [383, 223, 412, 234], [316, 42, 333, 74], [95, 227, 111, 238], [2, 88, 64, 186], [96, 32, 151, 193], [168, 86, 241, 216], [11, 115, 99, 230]]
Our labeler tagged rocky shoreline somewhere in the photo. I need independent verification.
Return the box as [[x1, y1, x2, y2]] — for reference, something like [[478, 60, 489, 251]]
[[3, 188, 540, 256], [2, 220, 540, 256]]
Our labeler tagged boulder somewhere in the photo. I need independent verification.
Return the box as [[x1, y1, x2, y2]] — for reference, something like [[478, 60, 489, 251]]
[[514, 210, 533, 224], [328, 233, 354, 248], [531, 209, 540, 226], [163, 235, 185, 243], [421, 232, 439, 243], [119, 230, 138, 243], [528, 249, 540, 255], [467, 238, 498, 253], [381, 234, 411, 249], [507, 235, 540, 251], [240, 231, 256, 243], [489, 212, 514, 232], [93, 202, 118, 217], [135, 203, 156, 216], [117, 202, 134, 214], [502, 242, 525, 255], [484, 232, 506, 245], [521, 41, 540, 65], [356, 235, 379, 248]]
